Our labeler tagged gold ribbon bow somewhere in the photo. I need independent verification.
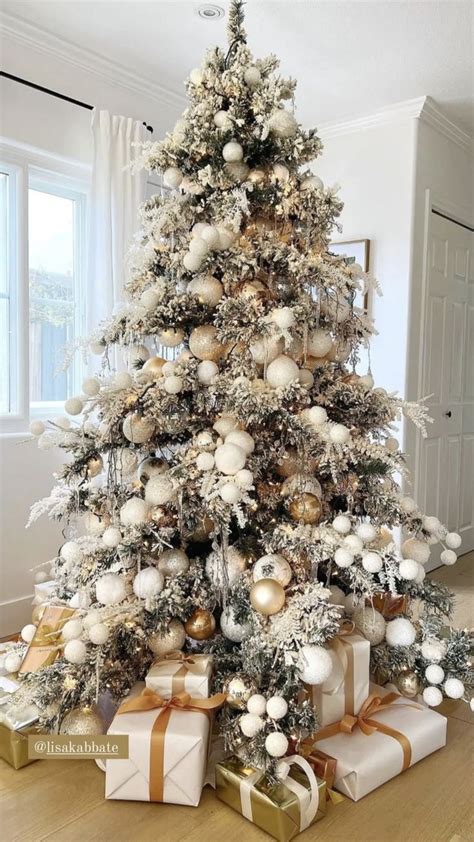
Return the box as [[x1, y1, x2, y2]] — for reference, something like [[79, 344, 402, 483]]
[[308, 692, 420, 772], [157, 651, 209, 694], [118, 688, 226, 802]]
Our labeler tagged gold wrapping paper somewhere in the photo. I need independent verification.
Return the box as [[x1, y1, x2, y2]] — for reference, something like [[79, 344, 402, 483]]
[[145, 653, 213, 699], [309, 632, 370, 726], [215, 757, 326, 842], [19, 605, 75, 674], [0, 723, 40, 769]]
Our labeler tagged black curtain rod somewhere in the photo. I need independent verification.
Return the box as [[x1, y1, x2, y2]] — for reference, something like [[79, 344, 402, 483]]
[[0, 71, 153, 133]]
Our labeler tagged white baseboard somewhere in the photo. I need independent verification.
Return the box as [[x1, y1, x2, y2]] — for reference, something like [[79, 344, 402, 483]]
[[0, 594, 33, 637]]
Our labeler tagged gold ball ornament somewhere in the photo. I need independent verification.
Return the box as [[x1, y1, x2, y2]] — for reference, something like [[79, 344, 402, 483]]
[[189, 325, 227, 362], [250, 578, 286, 616], [222, 673, 258, 710], [85, 454, 103, 478], [31, 603, 47, 624], [185, 609, 216, 640], [59, 706, 104, 735], [248, 168, 266, 184], [142, 356, 166, 379], [276, 448, 318, 478], [396, 669, 422, 698], [189, 514, 215, 542], [148, 619, 186, 656], [288, 493, 322, 524]]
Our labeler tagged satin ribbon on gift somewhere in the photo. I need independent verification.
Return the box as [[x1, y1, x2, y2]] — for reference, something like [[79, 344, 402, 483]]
[[307, 691, 421, 772], [117, 688, 226, 801], [155, 651, 210, 695], [239, 755, 319, 834], [19, 607, 75, 674], [310, 622, 366, 722]]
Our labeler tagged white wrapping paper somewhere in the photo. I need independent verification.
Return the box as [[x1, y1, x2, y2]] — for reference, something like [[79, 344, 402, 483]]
[[310, 633, 370, 726], [146, 654, 213, 699], [314, 683, 447, 801], [105, 682, 210, 805]]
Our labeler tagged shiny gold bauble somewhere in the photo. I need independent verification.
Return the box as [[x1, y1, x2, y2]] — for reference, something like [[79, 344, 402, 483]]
[[142, 356, 166, 379], [185, 608, 216, 640], [59, 706, 104, 735], [149, 506, 178, 528], [236, 280, 268, 301], [85, 454, 103, 478], [288, 493, 322, 524], [250, 578, 286, 616], [189, 325, 227, 362], [190, 515, 215, 542], [396, 669, 422, 698], [31, 603, 47, 624], [222, 673, 258, 710]]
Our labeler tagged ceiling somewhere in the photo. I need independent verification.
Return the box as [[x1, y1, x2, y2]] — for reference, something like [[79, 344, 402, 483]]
[[2, 0, 473, 133]]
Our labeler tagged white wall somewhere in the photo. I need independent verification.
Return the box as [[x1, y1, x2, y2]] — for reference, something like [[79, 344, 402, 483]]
[[0, 35, 183, 635]]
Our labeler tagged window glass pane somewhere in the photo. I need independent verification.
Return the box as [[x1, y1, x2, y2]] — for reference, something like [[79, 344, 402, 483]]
[[0, 172, 10, 414], [28, 188, 76, 404]]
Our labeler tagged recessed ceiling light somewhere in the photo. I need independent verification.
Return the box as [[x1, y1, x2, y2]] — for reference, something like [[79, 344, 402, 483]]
[[197, 4, 225, 21]]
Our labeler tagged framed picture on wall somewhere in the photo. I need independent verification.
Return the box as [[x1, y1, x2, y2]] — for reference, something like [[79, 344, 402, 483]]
[[329, 239, 370, 314]]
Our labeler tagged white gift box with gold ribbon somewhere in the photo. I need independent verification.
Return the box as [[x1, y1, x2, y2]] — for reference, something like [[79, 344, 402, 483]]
[[309, 632, 370, 727], [145, 653, 213, 699]]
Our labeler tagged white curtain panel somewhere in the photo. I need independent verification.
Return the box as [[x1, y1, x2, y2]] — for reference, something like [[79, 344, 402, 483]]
[[87, 110, 147, 335]]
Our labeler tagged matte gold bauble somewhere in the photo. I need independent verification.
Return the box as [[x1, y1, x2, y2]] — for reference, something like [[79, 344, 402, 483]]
[[250, 578, 286, 616], [185, 608, 216, 640], [190, 515, 215, 542], [31, 603, 47, 624], [189, 326, 227, 362], [288, 493, 322, 524], [276, 448, 318, 478], [142, 356, 166, 379], [222, 673, 258, 710], [396, 669, 422, 698], [59, 706, 104, 735], [85, 455, 103, 478]]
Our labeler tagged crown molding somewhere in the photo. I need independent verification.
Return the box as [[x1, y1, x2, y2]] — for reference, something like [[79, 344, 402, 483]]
[[319, 95, 472, 153], [0, 11, 187, 113]]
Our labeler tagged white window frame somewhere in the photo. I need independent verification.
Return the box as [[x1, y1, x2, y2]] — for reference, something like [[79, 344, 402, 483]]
[[0, 140, 90, 434]]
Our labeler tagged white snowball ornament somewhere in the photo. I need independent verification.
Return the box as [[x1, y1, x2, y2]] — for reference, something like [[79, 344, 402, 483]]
[[96, 573, 127, 606], [247, 694, 267, 716], [356, 523, 377, 543], [82, 377, 100, 396], [115, 371, 133, 390], [266, 354, 299, 388], [343, 534, 364, 553], [214, 415, 239, 437], [445, 532, 462, 550], [353, 608, 386, 645], [423, 686, 443, 707], [102, 526, 122, 548], [421, 639, 446, 662], [197, 360, 219, 384], [61, 619, 84, 641], [266, 696, 288, 720], [163, 167, 183, 189], [271, 307, 295, 329], [268, 109, 298, 138], [253, 554, 292, 587], [423, 516, 441, 534], [301, 405, 328, 427], [189, 237, 210, 258], [401, 538, 430, 565], [133, 567, 164, 599], [250, 335, 284, 364], [214, 443, 246, 476], [444, 678, 464, 699], [120, 497, 149, 526], [60, 542, 83, 565], [425, 664, 445, 684], [64, 639, 87, 665], [297, 645, 333, 685], [29, 420, 46, 436], [307, 329, 333, 357], [440, 549, 457, 566], [328, 585, 345, 606], [265, 732, 289, 758], [329, 424, 350, 445], [140, 288, 162, 311], [223, 141, 243, 162], [225, 429, 255, 455], [183, 251, 203, 272], [189, 67, 203, 85], [64, 397, 83, 416], [240, 713, 264, 737], [21, 624, 37, 643], [219, 483, 242, 504], [399, 559, 419, 580], [385, 618, 416, 647], [414, 563, 426, 584], [89, 623, 109, 645], [362, 552, 383, 573], [164, 375, 183, 395], [5, 652, 23, 673], [145, 475, 176, 505], [213, 110, 233, 129], [220, 606, 250, 642], [244, 66, 261, 87], [196, 452, 215, 471], [236, 469, 254, 489], [334, 548, 354, 568], [332, 514, 352, 535], [400, 496, 417, 514]]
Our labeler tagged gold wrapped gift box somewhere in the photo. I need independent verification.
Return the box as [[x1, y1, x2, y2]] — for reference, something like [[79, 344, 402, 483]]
[[215, 757, 326, 842], [0, 723, 40, 769]]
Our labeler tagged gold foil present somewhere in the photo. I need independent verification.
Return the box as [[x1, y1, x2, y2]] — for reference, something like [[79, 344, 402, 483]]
[[215, 756, 326, 842], [19, 605, 75, 674], [0, 723, 41, 769]]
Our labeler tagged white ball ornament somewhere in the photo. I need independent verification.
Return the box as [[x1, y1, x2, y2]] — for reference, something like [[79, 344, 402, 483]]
[[273, 163, 290, 182], [89, 623, 109, 645], [196, 452, 215, 471], [440, 549, 457, 566], [356, 523, 377, 543], [37, 431, 60, 450], [400, 496, 417, 514], [266, 354, 299, 388], [164, 375, 183, 395], [301, 174, 323, 191], [353, 608, 386, 645], [247, 694, 267, 716], [423, 516, 441, 533], [307, 329, 332, 357], [216, 226, 235, 249], [397, 559, 418, 580], [297, 645, 333, 685], [64, 397, 83, 416], [362, 552, 383, 573], [240, 713, 264, 737], [163, 167, 183, 189], [84, 512, 107, 535], [189, 67, 204, 86], [425, 664, 445, 684], [140, 288, 161, 311], [271, 307, 295, 329], [343, 534, 364, 553], [253, 554, 292, 587], [188, 275, 223, 306], [220, 483, 242, 504], [21, 624, 37, 643], [145, 475, 176, 505], [401, 538, 431, 565], [328, 585, 345, 606], [89, 340, 106, 355], [266, 696, 288, 720], [122, 413, 155, 444], [423, 686, 443, 707], [302, 407, 328, 428], [29, 420, 46, 436], [115, 371, 133, 390], [250, 336, 284, 365], [215, 443, 246, 476], [236, 469, 254, 489], [64, 639, 87, 665], [268, 109, 298, 138], [223, 141, 244, 162], [5, 652, 23, 673], [96, 574, 127, 606], [82, 377, 100, 397], [213, 414, 239, 437], [197, 360, 219, 385], [133, 567, 164, 599], [158, 549, 190, 578], [120, 497, 149, 526], [414, 563, 426, 584], [220, 606, 250, 642], [334, 548, 354, 568], [329, 424, 350, 445], [61, 619, 84, 641], [189, 237, 210, 258], [445, 532, 462, 550], [243, 66, 261, 87], [359, 374, 374, 389], [214, 110, 233, 129], [332, 514, 352, 535], [299, 369, 314, 388], [225, 429, 255, 455], [421, 639, 446, 662], [385, 618, 416, 647], [444, 678, 464, 699], [183, 251, 203, 272], [265, 732, 289, 758], [60, 542, 83, 565]]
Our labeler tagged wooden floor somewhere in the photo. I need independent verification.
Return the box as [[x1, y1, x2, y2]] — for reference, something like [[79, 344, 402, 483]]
[[1, 554, 473, 842]]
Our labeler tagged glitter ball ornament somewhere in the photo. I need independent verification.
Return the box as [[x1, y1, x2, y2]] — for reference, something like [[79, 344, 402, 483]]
[[133, 567, 164, 598], [223, 674, 258, 710], [64, 639, 87, 664], [188, 275, 224, 306], [88, 623, 109, 645], [266, 696, 288, 720], [297, 645, 333, 684], [240, 712, 264, 737], [385, 617, 416, 647], [421, 639, 446, 662], [145, 474, 176, 506], [301, 174, 323, 191], [250, 579, 285, 616], [423, 686, 443, 707], [266, 354, 299, 388], [140, 288, 163, 311], [247, 694, 267, 716], [215, 443, 247, 475], [253, 554, 292, 587], [60, 706, 104, 735], [396, 669, 422, 698], [425, 664, 445, 684], [158, 327, 184, 347], [206, 545, 247, 588], [220, 606, 250, 642], [158, 548, 190, 578], [85, 455, 103, 478], [142, 356, 166, 379], [123, 413, 155, 444], [353, 607, 386, 645], [281, 474, 322, 499], [444, 678, 464, 699], [96, 573, 127, 606], [189, 325, 226, 361], [288, 493, 322, 524], [148, 619, 186, 656], [185, 609, 216, 640], [138, 456, 168, 485], [401, 537, 430, 565]]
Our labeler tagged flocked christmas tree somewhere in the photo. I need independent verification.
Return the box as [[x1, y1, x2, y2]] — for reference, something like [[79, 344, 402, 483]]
[[10, 0, 472, 766]]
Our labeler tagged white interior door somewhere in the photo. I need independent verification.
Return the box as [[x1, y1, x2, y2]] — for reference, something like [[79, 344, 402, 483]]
[[417, 211, 474, 566]]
